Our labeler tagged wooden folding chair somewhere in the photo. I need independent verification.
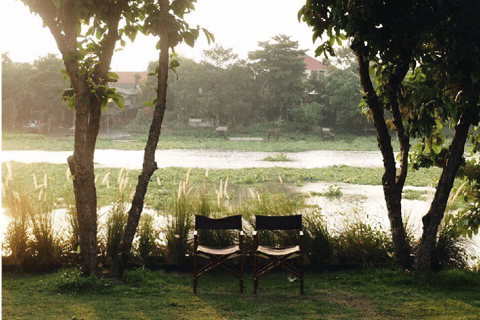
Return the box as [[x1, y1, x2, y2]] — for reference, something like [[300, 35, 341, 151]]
[[192, 214, 244, 293], [253, 214, 304, 294]]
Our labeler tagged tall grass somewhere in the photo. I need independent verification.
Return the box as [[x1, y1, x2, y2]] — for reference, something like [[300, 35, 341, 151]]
[[165, 171, 195, 264], [3, 166, 63, 269], [2, 164, 476, 272], [304, 212, 334, 269], [102, 169, 132, 265], [334, 219, 394, 268], [136, 214, 160, 264]]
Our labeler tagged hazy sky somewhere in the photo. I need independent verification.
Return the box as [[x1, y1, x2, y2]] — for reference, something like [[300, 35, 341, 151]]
[[1, 0, 322, 71]]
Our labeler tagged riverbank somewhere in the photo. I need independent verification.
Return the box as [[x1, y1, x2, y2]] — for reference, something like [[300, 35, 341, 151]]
[[1, 131, 390, 152]]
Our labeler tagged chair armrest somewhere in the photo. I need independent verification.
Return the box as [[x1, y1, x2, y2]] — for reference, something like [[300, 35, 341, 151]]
[[253, 230, 258, 250], [193, 230, 198, 252], [239, 230, 244, 251], [299, 230, 304, 253]]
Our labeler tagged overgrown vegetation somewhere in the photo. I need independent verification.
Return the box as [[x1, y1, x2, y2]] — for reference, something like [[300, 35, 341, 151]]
[[263, 153, 292, 162], [2, 130, 398, 152], [2, 164, 474, 272]]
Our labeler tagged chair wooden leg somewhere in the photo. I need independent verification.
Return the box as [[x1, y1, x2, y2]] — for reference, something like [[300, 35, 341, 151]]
[[299, 255, 304, 294], [254, 255, 258, 294], [193, 254, 197, 294], [240, 256, 244, 294]]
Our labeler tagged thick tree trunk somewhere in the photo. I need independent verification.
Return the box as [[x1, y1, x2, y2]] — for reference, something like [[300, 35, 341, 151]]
[[414, 117, 470, 270], [110, 32, 170, 279], [357, 52, 411, 269], [67, 94, 102, 276], [68, 154, 98, 275]]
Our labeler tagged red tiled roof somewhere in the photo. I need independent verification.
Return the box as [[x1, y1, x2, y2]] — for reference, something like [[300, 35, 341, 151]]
[[114, 71, 149, 84], [300, 55, 327, 71]]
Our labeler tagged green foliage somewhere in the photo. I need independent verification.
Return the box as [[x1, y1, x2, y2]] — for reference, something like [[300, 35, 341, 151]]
[[319, 185, 343, 199], [335, 221, 394, 268], [262, 153, 292, 162], [2, 167, 64, 268], [2, 53, 68, 131], [55, 268, 110, 294], [431, 214, 470, 270], [402, 189, 427, 201], [304, 213, 334, 269], [103, 170, 132, 263], [165, 175, 195, 264], [136, 214, 160, 264], [291, 102, 323, 132], [249, 34, 308, 121]]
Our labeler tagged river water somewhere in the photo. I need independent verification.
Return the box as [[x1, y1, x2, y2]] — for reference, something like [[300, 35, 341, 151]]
[[2, 149, 479, 266], [1, 149, 384, 169]]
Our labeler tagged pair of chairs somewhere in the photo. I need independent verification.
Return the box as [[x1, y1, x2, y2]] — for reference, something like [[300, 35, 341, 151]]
[[192, 214, 304, 294]]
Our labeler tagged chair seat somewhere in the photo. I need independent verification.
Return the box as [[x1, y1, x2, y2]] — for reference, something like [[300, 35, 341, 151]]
[[197, 244, 240, 256], [257, 245, 300, 257]]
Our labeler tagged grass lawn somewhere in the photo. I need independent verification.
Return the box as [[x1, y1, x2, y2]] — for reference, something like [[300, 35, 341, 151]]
[[1, 132, 388, 152], [3, 268, 480, 320]]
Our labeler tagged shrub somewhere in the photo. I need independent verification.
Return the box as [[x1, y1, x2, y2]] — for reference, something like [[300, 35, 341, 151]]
[[165, 175, 195, 264], [432, 213, 470, 270], [291, 102, 323, 132], [136, 214, 160, 264], [103, 169, 132, 264], [334, 221, 394, 268], [3, 170, 64, 269], [304, 212, 334, 269]]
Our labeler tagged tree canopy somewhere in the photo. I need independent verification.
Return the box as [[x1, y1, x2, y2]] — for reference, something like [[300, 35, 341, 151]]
[[300, 0, 480, 271]]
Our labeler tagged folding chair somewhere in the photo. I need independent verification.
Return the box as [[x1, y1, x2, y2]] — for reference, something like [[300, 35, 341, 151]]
[[253, 214, 304, 294], [192, 214, 244, 293]]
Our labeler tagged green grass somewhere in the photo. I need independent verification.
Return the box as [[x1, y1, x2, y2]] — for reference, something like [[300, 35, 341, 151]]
[[403, 189, 429, 201], [2, 132, 389, 152], [263, 153, 292, 162], [3, 268, 480, 319]]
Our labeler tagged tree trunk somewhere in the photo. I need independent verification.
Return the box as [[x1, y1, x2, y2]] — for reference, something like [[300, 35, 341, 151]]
[[357, 52, 411, 269], [67, 94, 102, 276], [413, 117, 470, 270], [110, 32, 170, 279]]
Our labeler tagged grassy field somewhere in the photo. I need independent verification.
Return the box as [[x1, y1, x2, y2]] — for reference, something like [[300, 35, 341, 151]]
[[3, 268, 480, 320], [1, 131, 390, 152]]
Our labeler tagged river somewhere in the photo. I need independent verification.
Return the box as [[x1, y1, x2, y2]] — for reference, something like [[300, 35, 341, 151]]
[[1, 149, 384, 169]]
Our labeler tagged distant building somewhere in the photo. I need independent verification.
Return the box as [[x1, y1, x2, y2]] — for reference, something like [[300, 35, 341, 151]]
[[301, 55, 328, 79], [102, 71, 148, 131]]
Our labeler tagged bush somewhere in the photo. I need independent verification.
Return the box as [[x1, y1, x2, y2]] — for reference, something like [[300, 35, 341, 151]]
[[136, 214, 160, 264], [334, 221, 394, 268], [432, 214, 470, 270], [102, 169, 132, 264], [291, 102, 323, 133], [3, 170, 64, 269], [165, 176, 195, 264], [304, 212, 334, 269]]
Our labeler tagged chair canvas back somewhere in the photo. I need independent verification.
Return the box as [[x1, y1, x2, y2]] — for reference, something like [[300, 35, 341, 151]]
[[255, 215, 302, 230], [195, 215, 242, 230]]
